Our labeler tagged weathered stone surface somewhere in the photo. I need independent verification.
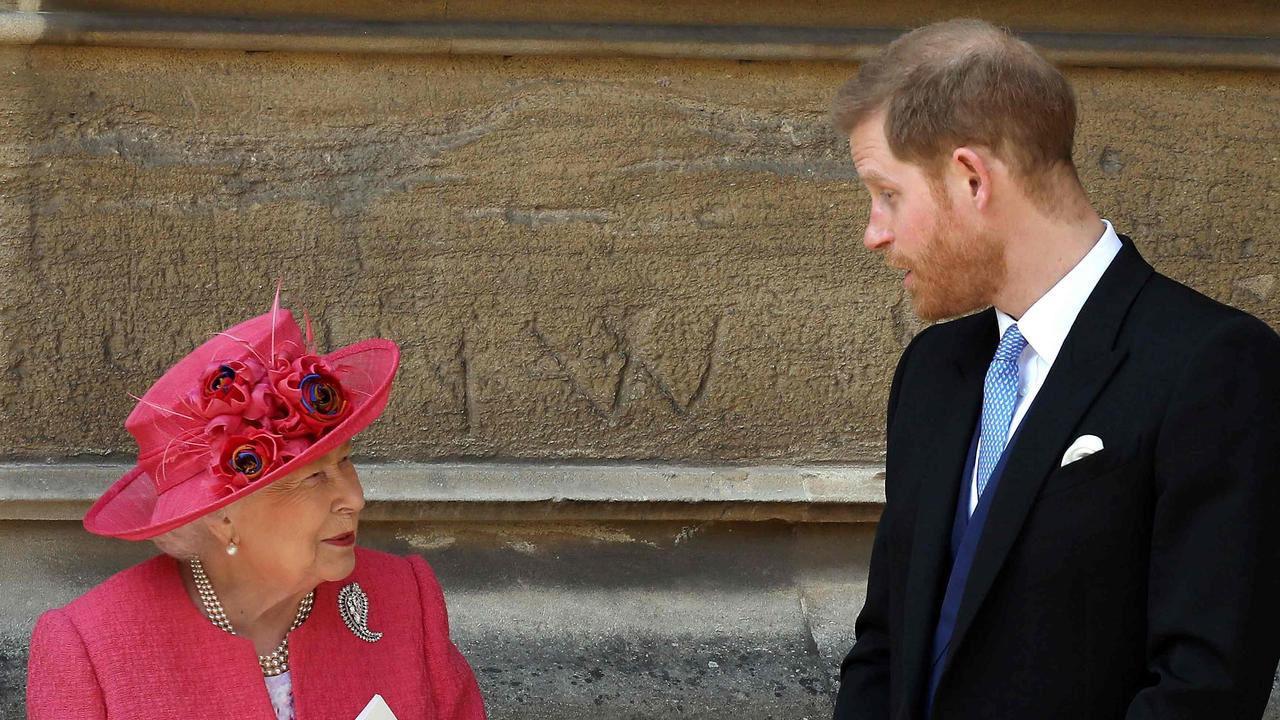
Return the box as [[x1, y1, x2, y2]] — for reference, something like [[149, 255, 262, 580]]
[[0, 637, 22, 720], [0, 461, 887, 524], [1, 47, 1275, 464]]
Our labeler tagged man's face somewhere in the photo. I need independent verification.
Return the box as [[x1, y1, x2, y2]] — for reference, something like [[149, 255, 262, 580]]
[[849, 115, 1005, 321]]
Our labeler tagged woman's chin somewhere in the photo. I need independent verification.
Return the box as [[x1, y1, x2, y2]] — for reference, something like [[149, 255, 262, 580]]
[[317, 546, 358, 582]]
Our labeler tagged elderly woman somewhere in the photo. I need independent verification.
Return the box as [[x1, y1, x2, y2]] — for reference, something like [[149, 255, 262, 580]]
[[26, 301, 486, 720]]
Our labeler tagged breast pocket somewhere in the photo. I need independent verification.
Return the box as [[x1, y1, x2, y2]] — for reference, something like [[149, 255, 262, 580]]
[[1038, 447, 1145, 500]]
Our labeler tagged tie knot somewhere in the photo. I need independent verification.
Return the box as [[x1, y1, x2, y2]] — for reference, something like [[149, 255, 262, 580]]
[[993, 324, 1027, 363]]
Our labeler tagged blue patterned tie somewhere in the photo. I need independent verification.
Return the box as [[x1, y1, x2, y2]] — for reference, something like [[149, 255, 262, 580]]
[[976, 324, 1028, 498]]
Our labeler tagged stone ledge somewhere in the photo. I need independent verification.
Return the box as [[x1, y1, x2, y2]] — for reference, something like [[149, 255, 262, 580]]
[[0, 461, 886, 523], [0, 11, 1274, 69]]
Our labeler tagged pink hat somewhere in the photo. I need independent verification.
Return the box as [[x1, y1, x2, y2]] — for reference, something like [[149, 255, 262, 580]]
[[84, 298, 400, 540]]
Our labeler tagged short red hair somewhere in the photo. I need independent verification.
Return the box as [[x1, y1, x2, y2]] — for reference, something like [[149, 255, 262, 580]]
[[832, 19, 1079, 205]]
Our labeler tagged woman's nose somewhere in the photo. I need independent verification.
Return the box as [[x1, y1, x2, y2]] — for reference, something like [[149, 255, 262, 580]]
[[333, 465, 366, 515]]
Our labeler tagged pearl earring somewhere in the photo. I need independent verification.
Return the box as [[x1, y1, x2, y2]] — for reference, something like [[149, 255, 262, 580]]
[[226, 540, 238, 556]]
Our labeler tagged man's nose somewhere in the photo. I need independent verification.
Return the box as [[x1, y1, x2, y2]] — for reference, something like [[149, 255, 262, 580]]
[[863, 221, 892, 251]]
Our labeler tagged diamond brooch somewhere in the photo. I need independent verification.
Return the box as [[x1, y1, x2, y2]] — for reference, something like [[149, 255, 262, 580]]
[[338, 582, 383, 643]]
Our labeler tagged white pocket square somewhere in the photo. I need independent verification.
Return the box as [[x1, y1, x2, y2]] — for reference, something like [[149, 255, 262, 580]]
[[1061, 434, 1104, 467]]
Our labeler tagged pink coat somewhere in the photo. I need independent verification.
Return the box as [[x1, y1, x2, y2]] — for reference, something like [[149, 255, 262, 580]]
[[27, 547, 486, 720]]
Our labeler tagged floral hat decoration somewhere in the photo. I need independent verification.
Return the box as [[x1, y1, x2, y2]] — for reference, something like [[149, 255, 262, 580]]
[[84, 290, 400, 540]]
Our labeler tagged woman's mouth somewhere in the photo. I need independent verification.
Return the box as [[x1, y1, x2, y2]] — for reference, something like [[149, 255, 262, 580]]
[[323, 531, 356, 547]]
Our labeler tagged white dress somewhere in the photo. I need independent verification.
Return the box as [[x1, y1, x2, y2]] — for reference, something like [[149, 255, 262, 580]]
[[264, 672, 296, 720]]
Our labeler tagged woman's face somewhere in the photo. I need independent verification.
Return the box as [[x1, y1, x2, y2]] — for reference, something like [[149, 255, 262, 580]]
[[225, 441, 365, 593]]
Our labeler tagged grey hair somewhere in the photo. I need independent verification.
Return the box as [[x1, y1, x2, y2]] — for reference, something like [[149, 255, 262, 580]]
[[149, 511, 226, 560]]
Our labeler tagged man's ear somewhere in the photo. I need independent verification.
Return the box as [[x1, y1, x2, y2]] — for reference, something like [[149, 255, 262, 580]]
[[951, 147, 994, 211]]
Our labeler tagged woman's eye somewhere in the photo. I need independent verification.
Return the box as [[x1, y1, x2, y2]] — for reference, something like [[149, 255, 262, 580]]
[[880, 190, 895, 202]]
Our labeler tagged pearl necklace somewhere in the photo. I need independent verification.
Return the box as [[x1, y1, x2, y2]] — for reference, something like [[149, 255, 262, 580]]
[[189, 558, 315, 677]]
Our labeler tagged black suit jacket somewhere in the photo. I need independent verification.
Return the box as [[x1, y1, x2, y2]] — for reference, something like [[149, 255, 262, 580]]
[[834, 238, 1280, 719]]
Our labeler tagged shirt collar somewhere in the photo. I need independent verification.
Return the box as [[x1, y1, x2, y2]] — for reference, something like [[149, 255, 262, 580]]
[[996, 219, 1123, 365]]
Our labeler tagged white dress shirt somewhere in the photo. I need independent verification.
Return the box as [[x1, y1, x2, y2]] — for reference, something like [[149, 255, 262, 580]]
[[968, 220, 1123, 515]]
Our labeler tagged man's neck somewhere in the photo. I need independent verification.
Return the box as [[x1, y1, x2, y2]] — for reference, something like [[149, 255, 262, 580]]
[[992, 210, 1105, 320]]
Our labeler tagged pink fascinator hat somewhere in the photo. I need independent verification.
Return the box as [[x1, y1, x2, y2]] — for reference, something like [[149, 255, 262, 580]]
[[84, 293, 400, 540]]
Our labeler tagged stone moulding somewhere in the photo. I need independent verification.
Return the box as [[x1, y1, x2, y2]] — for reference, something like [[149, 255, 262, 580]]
[[0, 11, 1275, 70], [0, 461, 887, 524]]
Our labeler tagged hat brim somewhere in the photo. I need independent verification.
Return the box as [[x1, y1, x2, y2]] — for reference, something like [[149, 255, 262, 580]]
[[84, 338, 400, 540]]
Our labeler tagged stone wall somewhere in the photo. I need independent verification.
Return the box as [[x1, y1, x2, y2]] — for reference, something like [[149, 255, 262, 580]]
[[2, 48, 1276, 464]]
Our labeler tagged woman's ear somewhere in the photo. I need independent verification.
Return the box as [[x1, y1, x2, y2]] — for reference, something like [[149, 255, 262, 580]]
[[204, 510, 236, 546]]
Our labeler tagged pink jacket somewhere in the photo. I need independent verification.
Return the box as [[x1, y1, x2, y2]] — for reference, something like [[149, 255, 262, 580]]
[[27, 547, 486, 720]]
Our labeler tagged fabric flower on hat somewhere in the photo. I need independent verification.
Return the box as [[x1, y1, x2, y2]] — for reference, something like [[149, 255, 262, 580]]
[[278, 436, 312, 465], [204, 414, 249, 458], [190, 318, 353, 496], [212, 428, 282, 494], [187, 360, 268, 420], [270, 354, 351, 438]]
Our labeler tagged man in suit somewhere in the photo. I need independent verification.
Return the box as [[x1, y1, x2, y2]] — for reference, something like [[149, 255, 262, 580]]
[[830, 19, 1280, 720]]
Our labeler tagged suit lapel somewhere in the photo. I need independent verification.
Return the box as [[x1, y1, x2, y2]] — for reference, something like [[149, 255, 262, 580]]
[[941, 238, 1154, 672], [897, 309, 995, 719]]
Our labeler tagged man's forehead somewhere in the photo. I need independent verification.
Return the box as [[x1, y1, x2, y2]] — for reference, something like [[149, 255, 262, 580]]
[[849, 112, 887, 146], [851, 150, 897, 186], [849, 118, 894, 180]]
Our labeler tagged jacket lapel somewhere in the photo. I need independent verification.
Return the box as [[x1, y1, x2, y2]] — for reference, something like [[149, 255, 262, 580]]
[[940, 238, 1154, 674], [897, 310, 995, 720], [155, 557, 280, 719]]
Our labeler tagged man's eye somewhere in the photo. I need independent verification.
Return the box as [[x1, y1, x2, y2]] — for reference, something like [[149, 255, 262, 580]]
[[880, 190, 896, 202]]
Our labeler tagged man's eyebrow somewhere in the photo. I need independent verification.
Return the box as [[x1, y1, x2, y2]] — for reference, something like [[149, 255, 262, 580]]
[[858, 168, 892, 186]]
